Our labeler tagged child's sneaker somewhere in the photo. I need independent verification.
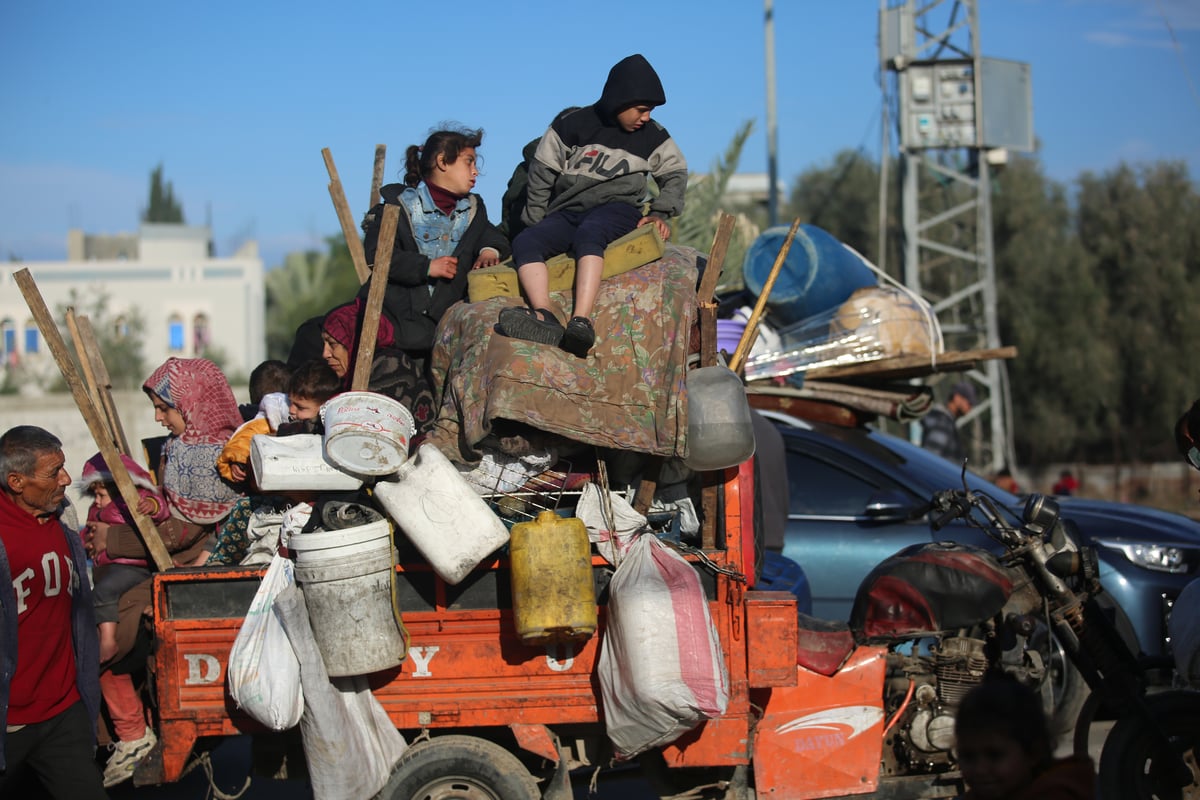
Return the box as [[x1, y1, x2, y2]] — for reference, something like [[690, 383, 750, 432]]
[[102, 727, 157, 788], [497, 307, 564, 346], [561, 317, 595, 358]]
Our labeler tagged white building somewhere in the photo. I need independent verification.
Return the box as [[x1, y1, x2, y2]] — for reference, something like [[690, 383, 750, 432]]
[[1, 223, 264, 385]]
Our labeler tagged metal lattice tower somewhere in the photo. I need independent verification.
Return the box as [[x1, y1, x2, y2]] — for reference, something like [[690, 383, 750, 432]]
[[880, 0, 1031, 473]]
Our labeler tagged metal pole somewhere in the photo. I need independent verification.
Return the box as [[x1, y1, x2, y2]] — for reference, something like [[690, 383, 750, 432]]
[[765, 0, 779, 227]]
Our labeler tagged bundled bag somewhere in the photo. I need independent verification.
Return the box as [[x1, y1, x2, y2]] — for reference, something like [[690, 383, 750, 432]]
[[227, 553, 304, 730], [597, 534, 729, 759], [273, 584, 407, 800]]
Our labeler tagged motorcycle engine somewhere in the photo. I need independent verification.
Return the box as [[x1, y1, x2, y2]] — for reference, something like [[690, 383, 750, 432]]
[[890, 636, 988, 770]]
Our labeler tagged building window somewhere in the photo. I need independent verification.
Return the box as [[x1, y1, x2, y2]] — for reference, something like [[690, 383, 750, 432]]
[[168, 314, 185, 352], [24, 320, 39, 354], [1, 319, 14, 362], [193, 313, 210, 354]]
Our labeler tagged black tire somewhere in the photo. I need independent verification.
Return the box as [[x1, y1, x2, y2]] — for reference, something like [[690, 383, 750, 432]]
[[1028, 624, 1090, 736], [1099, 691, 1200, 800], [1046, 632, 1089, 736], [380, 735, 540, 800]]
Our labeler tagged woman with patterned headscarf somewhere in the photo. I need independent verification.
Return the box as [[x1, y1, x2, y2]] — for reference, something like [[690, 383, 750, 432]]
[[95, 358, 244, 571], [321, 298, 436, 434]]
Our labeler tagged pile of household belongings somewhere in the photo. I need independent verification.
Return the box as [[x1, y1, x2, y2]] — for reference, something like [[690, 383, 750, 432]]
[[230, 238, 733, 797], [733, 223, 943, 422]]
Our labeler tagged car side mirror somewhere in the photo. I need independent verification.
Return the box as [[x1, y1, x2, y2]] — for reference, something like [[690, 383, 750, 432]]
[[864, 490, 917, 521]]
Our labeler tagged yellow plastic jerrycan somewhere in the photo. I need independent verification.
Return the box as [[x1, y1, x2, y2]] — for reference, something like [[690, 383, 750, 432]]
[[509, 510, 598, 644]]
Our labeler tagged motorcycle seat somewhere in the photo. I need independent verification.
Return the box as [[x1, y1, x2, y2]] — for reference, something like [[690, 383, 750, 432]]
[[795, 613, 856, 676]]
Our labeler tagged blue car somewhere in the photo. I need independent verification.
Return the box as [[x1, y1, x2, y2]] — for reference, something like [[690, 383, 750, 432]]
[[767, 413, 1200, 662]]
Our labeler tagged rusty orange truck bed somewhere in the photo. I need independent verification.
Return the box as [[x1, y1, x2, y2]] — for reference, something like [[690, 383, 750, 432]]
[[143, 460, 906, 799]]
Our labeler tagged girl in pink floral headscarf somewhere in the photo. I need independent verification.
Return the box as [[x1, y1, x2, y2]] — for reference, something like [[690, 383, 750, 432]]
[[141, 357, 244, 525]]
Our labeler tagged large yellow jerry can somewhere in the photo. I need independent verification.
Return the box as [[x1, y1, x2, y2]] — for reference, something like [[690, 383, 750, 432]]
[[509, 510, 598, 644]]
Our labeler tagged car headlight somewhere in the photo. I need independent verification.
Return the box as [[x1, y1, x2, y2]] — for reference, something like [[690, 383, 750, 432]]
[[1096, 540, 1190, 574]]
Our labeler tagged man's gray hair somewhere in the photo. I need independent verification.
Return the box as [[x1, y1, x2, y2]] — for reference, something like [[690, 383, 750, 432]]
[[0, 425, 63, 478]]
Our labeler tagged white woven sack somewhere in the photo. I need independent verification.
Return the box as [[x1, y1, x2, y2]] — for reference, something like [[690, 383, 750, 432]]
[[227, 553, 304, 730], [598, 534, 729, 759]]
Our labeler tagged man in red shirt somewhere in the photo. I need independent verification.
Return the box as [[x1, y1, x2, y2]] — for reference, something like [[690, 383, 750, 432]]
[[0, 426, 105, 798]]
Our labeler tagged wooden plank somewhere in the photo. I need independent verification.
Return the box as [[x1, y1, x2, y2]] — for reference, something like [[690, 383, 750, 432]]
[[631, 456, 663, 516], [351, 204, 398, 391], [370, 144, 387, 212], [77, 314, 131, 455], [65, 309, 106, 437], [697, 212, 735, 306], [694, 213, 738, 548], [15, 269, 173, 572], [746, 393, 863, 427], [322, 147, 371, 285], [803, 346, 1018, 382]]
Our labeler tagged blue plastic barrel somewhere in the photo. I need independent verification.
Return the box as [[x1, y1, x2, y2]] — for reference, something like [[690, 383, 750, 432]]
[[742, 224, 877, 327]]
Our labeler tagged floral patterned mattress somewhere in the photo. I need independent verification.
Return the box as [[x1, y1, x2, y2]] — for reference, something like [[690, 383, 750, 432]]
[[425, 245, 700, 464]]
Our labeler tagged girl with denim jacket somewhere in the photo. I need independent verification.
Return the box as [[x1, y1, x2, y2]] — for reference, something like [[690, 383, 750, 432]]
[[359, 127, 511, 357]]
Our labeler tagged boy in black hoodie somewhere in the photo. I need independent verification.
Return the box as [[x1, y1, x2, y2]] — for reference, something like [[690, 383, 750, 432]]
[[498, 54, 687, 358]]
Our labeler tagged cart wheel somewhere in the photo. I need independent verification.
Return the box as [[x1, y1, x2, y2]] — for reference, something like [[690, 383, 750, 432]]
[[381, 735, 540, 800]]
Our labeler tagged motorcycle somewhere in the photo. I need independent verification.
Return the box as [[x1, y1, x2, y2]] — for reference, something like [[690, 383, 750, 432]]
[[758, 482, 1200, 799]]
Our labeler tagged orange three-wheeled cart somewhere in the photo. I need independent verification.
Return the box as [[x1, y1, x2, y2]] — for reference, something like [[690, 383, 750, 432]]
[[142, 459, 922, 800]]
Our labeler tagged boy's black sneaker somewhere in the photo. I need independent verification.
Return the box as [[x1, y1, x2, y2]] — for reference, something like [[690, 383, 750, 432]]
[[561, 316, 595, 358], [497, 307, 564, 346]]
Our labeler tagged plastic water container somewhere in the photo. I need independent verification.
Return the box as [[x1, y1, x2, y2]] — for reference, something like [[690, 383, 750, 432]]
[[372, 444, 511, 585], [250, 434, 363, 491], [683, 366, 756, 472], [321, 392, 414, 476], [288, 519, 407, 677], [509, 511, 597, 644], [743, 224, 877, 327]]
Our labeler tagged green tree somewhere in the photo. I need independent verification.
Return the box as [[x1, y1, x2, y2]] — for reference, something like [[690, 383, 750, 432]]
[[264, 234, 360, 360], [143, 163, 185, 223], [1076, 161, 1200, 462], [991, 154, 1116, 463]]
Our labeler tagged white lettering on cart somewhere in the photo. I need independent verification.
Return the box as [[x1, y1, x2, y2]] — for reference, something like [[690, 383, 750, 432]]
[[184, 653, 221, 685], [409, 646, 439, 677], [545, 644, 574, 672]]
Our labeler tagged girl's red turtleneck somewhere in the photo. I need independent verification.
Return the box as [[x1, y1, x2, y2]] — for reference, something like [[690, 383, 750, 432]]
[[426, 182, 464, 216]]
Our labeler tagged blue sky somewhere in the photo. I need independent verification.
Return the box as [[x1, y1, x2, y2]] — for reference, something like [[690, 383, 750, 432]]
[[3, 0, 1198, 270]]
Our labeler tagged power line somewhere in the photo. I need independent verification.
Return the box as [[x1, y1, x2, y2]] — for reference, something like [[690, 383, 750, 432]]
[[1154, 0, 1200, 115]]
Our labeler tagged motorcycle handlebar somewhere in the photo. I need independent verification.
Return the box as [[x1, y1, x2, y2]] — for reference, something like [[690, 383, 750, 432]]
[[930, 492, 968, 530]]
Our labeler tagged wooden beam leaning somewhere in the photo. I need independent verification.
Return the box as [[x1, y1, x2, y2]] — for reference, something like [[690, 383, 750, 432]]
[[696, 214, 736, 551], [322, 147, 371, 285], [697, 212, 736, 310], [351, 204, 399, 392], [14, 269, 173, 571], [77, 314, 132, 456], [65, 309, 107, 439], [370, 144, 387, 212]]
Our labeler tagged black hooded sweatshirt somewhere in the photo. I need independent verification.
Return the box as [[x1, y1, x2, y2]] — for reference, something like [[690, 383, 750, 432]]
[[521, 54, 688, 227]]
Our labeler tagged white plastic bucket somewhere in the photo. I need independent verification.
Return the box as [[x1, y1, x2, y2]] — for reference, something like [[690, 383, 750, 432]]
[[373, 444, 510, 585], [321, 392, 415, 476], [288, 519, 406, 676], [250, 434, 364, 491]]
